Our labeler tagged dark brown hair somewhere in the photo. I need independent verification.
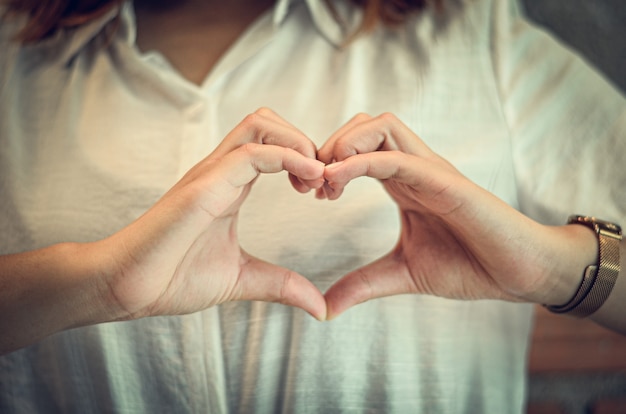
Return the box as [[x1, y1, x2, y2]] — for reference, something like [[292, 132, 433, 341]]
[[3, 0, 442, 43], [349, 0, 441, 30], [2, 0, 123, 42]]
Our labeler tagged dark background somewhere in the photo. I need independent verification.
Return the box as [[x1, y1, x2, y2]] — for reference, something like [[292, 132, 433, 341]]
[[522, 0, 626, 93]]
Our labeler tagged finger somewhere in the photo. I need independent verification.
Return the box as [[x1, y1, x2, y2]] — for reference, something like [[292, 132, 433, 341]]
[[237, 254, 327, 320], [324, 151, 460, 202], [317, 113, 373, 164], [248, 108, 322, 191], [317, 113, 376, 201], [321, 113, 434, 165], [288, 172, 316, 193], [254, 107, 299, 129], [314, 187, 326, 200], [212, 108, 318, 161], [182, 144, 324, 217], [288, 173, 323, 194], [324, 152, 410, 189], [324, 254, 414, 320], [185, 144, 324, 219], [218, 143, 325, 189], [320, 180, 344, 201], [247, 108, 322, 192]]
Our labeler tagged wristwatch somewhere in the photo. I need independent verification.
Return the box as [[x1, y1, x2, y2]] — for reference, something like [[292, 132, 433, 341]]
[[545, 215, 622, 318]]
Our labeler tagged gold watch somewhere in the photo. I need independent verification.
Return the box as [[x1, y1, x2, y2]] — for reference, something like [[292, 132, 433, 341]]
[[545, 215, 622, 317]]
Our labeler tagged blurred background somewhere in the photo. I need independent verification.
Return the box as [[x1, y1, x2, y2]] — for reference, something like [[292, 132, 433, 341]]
[[522, 0, 626, 94], [520, 0, 626, 413]]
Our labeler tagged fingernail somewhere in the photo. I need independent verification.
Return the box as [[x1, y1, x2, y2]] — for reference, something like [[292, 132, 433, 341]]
[[318, 309, 327, 322]]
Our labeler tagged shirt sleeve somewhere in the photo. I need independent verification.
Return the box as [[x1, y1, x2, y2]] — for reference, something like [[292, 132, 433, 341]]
[[488, 0, 626, 225]]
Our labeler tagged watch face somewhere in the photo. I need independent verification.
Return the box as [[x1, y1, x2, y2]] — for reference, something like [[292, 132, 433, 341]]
[[568, 215, 623, 237], [592, 218, 622, 236]]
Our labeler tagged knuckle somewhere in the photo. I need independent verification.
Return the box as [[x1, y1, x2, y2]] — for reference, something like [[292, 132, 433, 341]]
[[254, 107, 275, 117], [335, 143, 358, 159], [356, 269, 374, 301], [278, 270, 294, 305], [240, 113, 266, 144], [377, 112, 398, 123], [353, 112, 372, 122], [238, 142, 260, 158], [300, 141, 317, 157], [241, 112, 262, 131]]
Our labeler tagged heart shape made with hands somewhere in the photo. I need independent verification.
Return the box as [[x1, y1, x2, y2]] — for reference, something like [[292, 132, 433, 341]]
[[223, 110, 535, 322], [136, 109, 542, 326]]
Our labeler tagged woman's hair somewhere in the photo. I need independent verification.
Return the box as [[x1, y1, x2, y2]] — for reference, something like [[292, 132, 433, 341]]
[[345, 0, 442, 32], [3, 0, 442, 43], [2, 0, 124, 42]]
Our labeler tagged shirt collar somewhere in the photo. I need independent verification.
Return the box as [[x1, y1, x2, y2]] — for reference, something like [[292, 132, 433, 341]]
[[57, 0, 360, 64], [46, 4, 130, 65], [273, 0, 362, 46]]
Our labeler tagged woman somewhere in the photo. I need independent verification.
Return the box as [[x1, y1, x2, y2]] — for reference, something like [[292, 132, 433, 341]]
[[1, 0, 624, 412]]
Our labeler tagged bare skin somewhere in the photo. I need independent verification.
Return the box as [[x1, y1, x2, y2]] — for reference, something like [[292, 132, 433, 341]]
[[134, 0, 275, 85], [0, 107, 327, 355], [317, 113, 626, 334], [1, 0, 624, 356]]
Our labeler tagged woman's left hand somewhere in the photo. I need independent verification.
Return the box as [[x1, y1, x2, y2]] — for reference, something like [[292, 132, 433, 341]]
[[318, 113, 597, 319]]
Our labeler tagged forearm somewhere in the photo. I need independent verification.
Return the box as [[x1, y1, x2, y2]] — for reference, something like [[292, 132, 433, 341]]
[[0, 242, 118, 355]]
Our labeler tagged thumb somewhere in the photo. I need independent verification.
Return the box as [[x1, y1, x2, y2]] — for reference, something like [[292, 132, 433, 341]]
[[324, 253, 413, 320], [236, 253, 327, 321]]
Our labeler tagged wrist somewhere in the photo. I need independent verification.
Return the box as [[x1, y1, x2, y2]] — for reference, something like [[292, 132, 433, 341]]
[[545, 216, 622, 317], [525, 224, 598, 306], [0, 242, 121, 354], [46, 242, 125, 328], [70, 241, 133, 324], [547, 224, 599, 306]]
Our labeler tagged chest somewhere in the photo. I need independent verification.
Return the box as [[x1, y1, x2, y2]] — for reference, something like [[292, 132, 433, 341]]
[[0, 12, 515, 252]]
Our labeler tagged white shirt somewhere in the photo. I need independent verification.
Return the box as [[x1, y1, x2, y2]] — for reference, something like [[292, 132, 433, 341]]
[[1, 0, 624, 412]]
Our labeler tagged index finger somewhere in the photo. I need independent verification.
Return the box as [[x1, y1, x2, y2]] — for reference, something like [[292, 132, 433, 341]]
[[323, 150, 462, 204], [319, 113, 434, 165], [216, 143, 325, 190], [212, 108, 318, 160]]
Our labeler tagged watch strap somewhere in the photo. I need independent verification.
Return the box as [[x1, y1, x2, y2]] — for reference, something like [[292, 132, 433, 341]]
[[545, 215, 622, 318]]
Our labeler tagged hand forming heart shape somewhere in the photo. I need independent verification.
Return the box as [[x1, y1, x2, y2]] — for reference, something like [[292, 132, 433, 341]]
[[318, 112, 596, 319], [101, 108, 597, 324]]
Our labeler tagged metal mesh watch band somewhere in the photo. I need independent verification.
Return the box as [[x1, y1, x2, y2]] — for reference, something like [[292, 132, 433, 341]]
[[545, 215, 622, 318]]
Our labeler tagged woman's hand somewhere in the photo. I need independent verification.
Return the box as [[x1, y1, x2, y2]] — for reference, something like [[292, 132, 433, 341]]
[[318, 113, 598, 319], [102, 108, 327, 321], [0, 108, 328, 355]]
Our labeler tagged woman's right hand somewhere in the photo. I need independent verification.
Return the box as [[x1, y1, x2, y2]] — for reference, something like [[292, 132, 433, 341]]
[[99, 108, 326, 321], [1, 108, 326, 355]]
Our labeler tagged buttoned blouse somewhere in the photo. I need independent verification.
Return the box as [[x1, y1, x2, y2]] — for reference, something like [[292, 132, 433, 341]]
[[1, 0, 624, 412]]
